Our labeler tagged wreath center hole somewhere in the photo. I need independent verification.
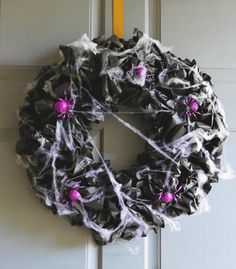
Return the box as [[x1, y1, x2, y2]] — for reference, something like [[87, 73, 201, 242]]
[[93, 113, 150, 171]]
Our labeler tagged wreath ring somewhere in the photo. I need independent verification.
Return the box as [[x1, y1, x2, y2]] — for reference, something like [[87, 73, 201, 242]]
[[16, 29, 228, 245]]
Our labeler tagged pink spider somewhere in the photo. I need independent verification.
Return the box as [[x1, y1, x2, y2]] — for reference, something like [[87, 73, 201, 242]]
[[69, 188, 81, 202], [155, 181, 182, 205], [134, 61, 148, 79], [60, 180, 85, 206], [184, 97, 200, 118], [130, 61, 154, 86], [54, 91, 74, 119]]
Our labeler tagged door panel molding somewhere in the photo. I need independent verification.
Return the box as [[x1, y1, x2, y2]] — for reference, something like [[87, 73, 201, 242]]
[[89, 0, 105, 39]]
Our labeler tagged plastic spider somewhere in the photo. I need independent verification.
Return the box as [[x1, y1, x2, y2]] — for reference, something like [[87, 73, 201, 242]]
[[54, 91, 74, 119], [134, 61, 147, 79], [155, 181, 182, 205], [184, 96, 200, 118], [60, 179, 85, 205]]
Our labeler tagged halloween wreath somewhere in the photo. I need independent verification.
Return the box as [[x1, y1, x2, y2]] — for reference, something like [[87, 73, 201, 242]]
[[16, 29, 228, 245]]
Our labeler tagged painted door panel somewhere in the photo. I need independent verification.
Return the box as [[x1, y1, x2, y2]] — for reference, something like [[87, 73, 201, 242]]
[[0, 0, 160, 268], [161, 1, 236, 268]]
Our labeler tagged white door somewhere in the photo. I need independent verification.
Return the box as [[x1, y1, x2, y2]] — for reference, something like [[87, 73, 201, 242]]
[[161, 1, 236, 269], [0, 1, 161, 269], [1, 1, 234, 268]]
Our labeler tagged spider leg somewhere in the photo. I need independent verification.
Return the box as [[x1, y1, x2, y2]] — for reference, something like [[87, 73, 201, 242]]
[[156, 193, 162, 201], [175, 194, 181, 200], [64, 90, 68, 100], [175, 185, 183, 193]]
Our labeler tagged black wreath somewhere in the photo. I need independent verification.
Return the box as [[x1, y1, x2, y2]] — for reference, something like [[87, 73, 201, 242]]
[[16, 29, 228, 245]]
